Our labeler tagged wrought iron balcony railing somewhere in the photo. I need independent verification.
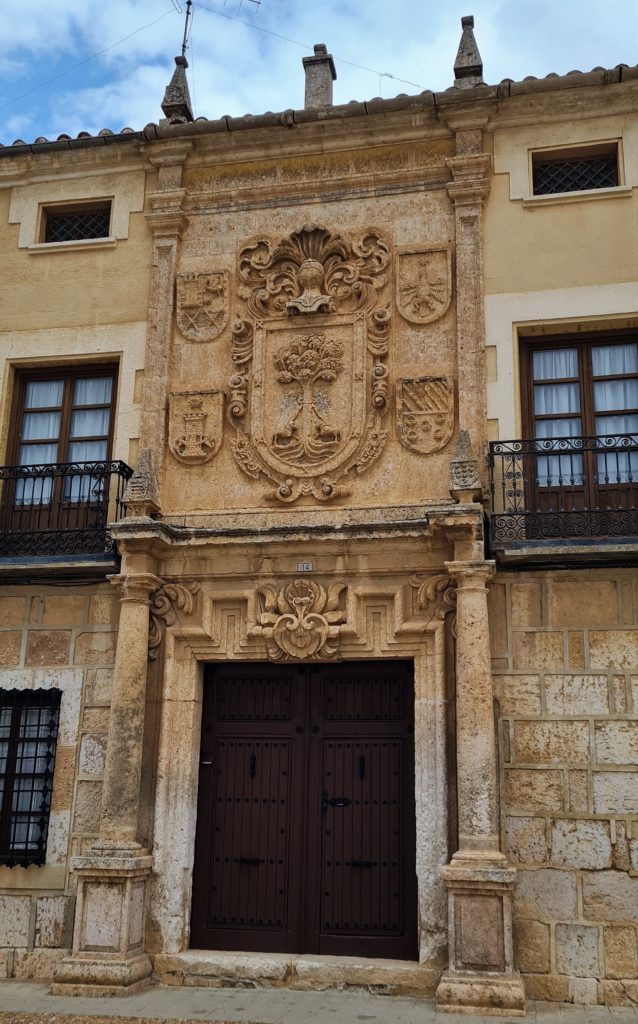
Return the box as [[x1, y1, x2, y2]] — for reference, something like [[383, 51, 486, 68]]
[[0, 460, 132, 559], [488, 435, 638, 547]]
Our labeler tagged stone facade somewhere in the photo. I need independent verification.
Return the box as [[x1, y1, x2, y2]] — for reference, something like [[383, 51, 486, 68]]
[[0, 15, 636, 1014]]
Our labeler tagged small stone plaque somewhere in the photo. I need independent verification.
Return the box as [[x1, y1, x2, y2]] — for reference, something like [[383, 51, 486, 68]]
[[296, 561, 314, 573]]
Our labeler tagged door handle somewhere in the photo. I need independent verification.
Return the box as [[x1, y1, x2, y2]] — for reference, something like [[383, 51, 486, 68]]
[[322, 791, 352, 814]]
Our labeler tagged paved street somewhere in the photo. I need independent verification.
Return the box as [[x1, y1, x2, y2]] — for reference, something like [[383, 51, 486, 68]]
[[1, 982, 638, 1024]]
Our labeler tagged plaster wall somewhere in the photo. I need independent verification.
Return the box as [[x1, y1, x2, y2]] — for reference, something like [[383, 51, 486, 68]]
[[489, 569, 638, 1006], [0, 584, 118, 979]]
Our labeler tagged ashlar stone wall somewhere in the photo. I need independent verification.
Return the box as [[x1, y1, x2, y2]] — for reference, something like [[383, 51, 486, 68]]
[[0, 585, 117, 979], [489, 569, 638, 1005]]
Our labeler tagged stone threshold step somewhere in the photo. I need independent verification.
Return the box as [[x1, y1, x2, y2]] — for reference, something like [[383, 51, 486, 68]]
[[153, 951, 438, 997]]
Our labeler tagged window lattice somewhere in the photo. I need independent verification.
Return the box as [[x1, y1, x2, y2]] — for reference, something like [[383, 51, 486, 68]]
[[0, 689, 60, 867], [533, 155, 617, 195], [44, 208, 110, 243]]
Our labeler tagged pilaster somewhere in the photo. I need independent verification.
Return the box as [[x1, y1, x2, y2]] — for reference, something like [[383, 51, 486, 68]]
[[436, 558, 525, 1015], [53, 570, 161, 996]]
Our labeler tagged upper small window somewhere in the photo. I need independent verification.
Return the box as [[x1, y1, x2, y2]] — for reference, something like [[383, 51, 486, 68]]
[[42, 201, 111, 244], [532, 145, 618, 196]]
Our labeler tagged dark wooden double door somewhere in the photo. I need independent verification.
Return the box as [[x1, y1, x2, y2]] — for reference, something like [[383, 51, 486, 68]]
[[191, 661, 417, 960]]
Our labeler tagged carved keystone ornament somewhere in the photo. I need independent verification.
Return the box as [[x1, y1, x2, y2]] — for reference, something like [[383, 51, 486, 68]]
[[228, 224, 392, 503], [253, 578, 347, 660], [396, 376, 454, 454], [168, 390, 224, 465], [396, 247, 452, 324], [176, 270, 229, 342]]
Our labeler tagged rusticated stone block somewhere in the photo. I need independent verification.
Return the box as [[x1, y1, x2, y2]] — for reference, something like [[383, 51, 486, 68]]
[[0, 895, 31, 946], [569, 977, 599, 1004], [513, 721, 589, 765], [92, 668, 113, 704], [0, 631, 22, 667], [88, 595, 118, 625], [567, 770, 589, 813], [35, 896, 69, 948], [506, 816, 547, 865], [0, 596, 26, 626], [13, 948, 66, 979], [499, 675, 541, 715], [511, 583, 542, 628], [79, 734, 107, 776], [600, 980, 638, 1005], [512, 631, 564, 671], [551, 819, 612, 870], [556, 923, 600, 977], [611, 675, 629, 714], [488, 582, 507, 658], [589, 630, 638, 671], [604, 925, 638, 979], [594, 721, 638, 765], [42, 596, 85, 626], [73, 780, 103, 834], [25, 630, 70, 667], [50, 745, 76, 812], [73, 632, 116, 665], [593, 771, 637, 813], [567, 632, 586, 670], [513, 868, 577, 920], [504, 769, 563, 812], [513, 919, 550, 973], [582, 871, 638, 922], [522, 972, 570, 1002], [545, 674, 608, 716], [547, 580, 618, 628], [82, 707, 110, 732]]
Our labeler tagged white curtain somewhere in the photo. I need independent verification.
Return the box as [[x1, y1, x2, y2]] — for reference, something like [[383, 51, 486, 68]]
[[16, 380, 63, 504]]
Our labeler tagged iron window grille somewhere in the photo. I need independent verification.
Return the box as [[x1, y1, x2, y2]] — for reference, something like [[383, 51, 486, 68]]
[[0, 689, 61, 867], [44, 205, 111, 243], [532, 153, 618, 195]]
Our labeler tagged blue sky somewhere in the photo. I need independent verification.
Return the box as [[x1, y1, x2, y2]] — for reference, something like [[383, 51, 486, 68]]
[[1, 0, 636, 145]]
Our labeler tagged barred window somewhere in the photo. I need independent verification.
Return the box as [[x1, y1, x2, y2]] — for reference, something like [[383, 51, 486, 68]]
[[43, 203, 111, 243], [532, 147, 618, 196], [0, 690, 61, 867]]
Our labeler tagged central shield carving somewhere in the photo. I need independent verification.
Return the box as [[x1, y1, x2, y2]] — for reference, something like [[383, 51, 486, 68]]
[[228, 224, 392, 503]]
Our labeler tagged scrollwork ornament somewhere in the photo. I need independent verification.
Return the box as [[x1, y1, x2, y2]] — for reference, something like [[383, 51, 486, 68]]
[[253, 578, 347, 660], [148, 581, 200, 659], [409, 572, 457, 632]]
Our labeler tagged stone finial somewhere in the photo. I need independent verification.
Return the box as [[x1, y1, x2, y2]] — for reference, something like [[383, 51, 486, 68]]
[[450, 429, 482, 503], [453, 15, 484, 89], [123, 448, 161, 518], [303, 43, 337, 108], [161, 55, 194, 123]]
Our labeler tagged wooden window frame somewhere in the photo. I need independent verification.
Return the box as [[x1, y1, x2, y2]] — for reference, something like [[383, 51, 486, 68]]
[[0, 689, 61, 867]]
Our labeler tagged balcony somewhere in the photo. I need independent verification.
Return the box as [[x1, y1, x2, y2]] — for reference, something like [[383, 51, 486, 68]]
[[488, 435, 638, 565], [0, 460, 132, 576]]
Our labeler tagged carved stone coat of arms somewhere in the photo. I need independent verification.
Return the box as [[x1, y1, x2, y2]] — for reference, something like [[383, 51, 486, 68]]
[[168, 390, 224, 465], [176, 270, 229, 342], [228, 224, 392, 503], [396, 247, 452, 324], [396, 376, 454, 454]]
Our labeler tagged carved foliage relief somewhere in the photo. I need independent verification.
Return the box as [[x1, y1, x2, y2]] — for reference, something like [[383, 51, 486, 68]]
[[253, 578, 347, 660], [228, 224, 391, 503]]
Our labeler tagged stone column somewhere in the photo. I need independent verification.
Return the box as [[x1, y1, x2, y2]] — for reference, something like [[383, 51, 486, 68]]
[[53, 570, 161, 997], [436, 560, 525, 1015]]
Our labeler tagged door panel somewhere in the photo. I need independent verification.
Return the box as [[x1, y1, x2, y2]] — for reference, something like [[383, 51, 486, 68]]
[[191, 661, 417, 960]]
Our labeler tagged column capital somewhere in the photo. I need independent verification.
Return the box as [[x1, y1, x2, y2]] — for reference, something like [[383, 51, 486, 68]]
[[444, 559, 495, 587], [107, 573, 163, 603]]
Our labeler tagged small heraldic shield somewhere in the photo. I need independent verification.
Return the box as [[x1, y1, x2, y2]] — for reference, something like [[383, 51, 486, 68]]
[[396, 376, 454, 454], [176, 270, 229, 342], [396, 247, 452, 324], [168, 390, 224, 465]]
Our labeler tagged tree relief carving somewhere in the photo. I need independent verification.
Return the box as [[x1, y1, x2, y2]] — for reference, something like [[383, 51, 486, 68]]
[[229, 224, 392, 503], [148, 581, 200, 659], [252, 578, 347, 661]]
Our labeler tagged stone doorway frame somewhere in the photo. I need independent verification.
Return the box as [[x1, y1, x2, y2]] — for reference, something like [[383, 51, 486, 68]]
[[146, 577, 452, 981]]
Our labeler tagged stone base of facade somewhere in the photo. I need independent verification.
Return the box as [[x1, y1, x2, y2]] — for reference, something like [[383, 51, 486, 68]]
[[51, 952, 153, 996], [436, 970, 526, 1015]]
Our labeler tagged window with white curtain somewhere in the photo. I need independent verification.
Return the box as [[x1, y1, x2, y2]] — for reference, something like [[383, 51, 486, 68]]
[[523, 334, 638, 488], [11, 369, 116, 506]]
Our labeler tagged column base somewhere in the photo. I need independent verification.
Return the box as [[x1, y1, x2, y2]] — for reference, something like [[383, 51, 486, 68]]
[[51, 953, 153, 997], [52, 845, 153, 997], [436, 969, 526, 1016], [436, 858, 525, 1016]]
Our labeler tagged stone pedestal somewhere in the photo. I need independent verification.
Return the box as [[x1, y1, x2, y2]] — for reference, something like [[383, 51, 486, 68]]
[[436, 560, 525, 1015], [51, 846, 153, 996], [53, 570, 160, 996]]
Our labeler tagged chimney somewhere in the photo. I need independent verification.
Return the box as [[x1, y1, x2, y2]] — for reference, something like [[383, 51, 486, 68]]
[[303, 43, 337, 108], [453, 15, 484, 89]]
